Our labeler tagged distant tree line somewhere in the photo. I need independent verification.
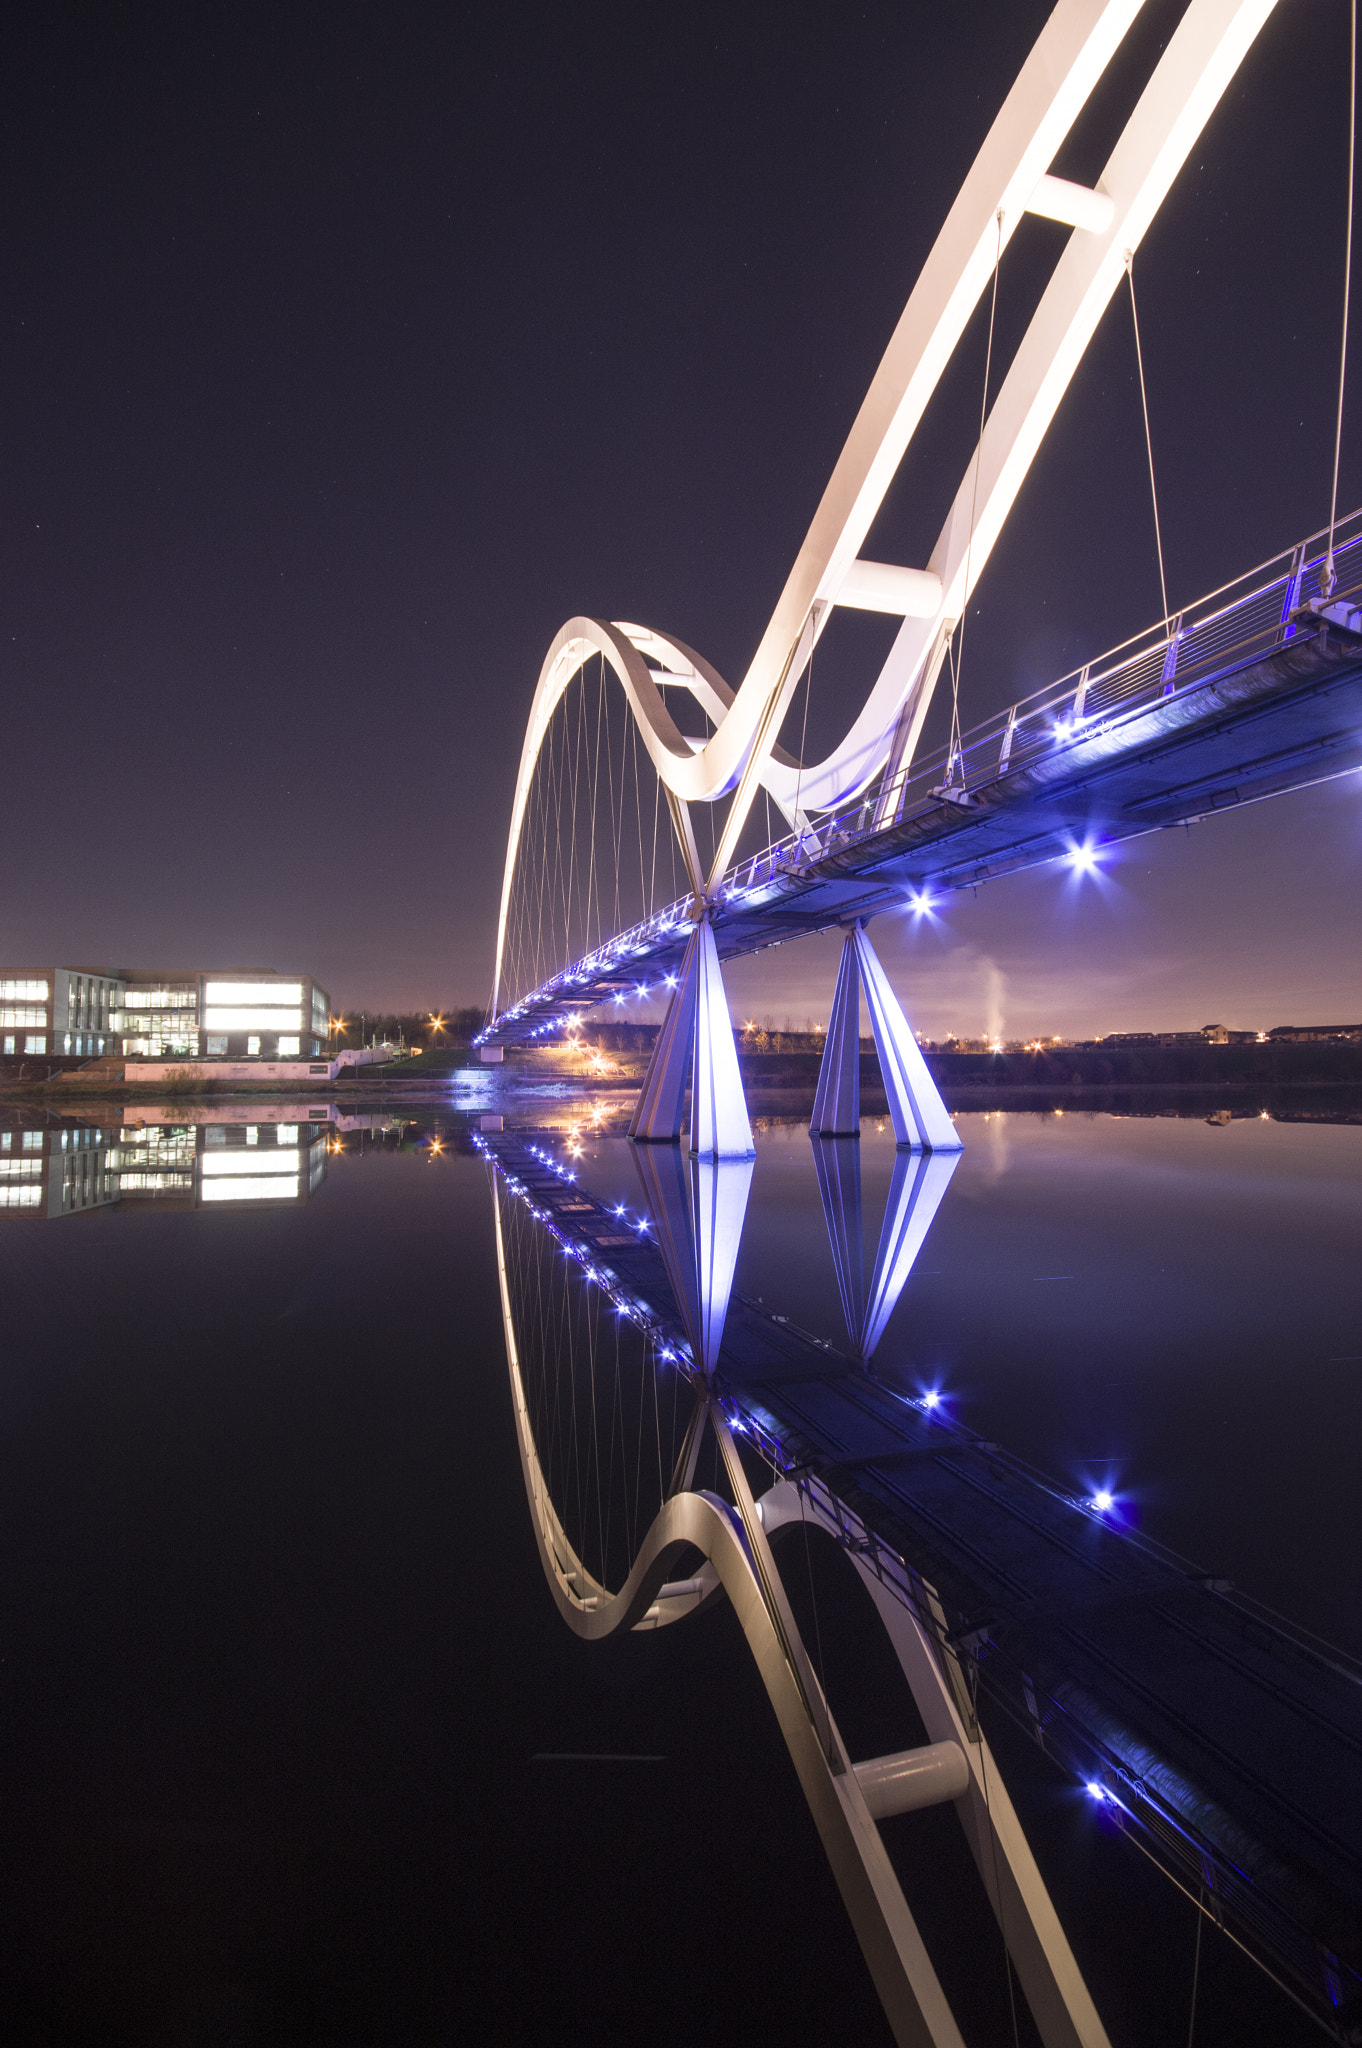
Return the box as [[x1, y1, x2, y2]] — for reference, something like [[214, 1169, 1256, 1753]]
[[334, 1006, 485, 1049]]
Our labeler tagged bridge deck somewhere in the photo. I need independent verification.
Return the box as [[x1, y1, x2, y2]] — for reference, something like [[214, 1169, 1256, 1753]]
[[488, 614, 1362, 1045], [480, 1127, 1362, 2035]]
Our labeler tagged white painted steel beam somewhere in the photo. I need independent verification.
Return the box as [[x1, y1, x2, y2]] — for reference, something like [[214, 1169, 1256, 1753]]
[[1026, 172, 1116, 232], [854, 927, 962, 1152], [690, 919, 755, 1159], [627, 917, 754, 1158], [492, 0, 1278, 1030], [837, 561, 944, 617], [757, 0, 1279, 824], [628, 923, 700, 1143], [855, 1742, 971, 1820], [811, 930, 863, 1135]]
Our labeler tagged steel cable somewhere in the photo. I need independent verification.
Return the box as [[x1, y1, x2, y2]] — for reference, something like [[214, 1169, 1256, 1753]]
[[950, 207, 1005, 786], [1325, 0, 1357, 598], [1126, 250, 1170, 630]]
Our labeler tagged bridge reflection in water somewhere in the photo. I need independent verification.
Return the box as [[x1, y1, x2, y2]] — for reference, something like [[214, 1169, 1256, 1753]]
[[483, 1115, 1362, 2048]]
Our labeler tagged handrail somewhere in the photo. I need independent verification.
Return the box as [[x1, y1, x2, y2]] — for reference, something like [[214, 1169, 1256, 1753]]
[[484, 507, 1362, 1037]]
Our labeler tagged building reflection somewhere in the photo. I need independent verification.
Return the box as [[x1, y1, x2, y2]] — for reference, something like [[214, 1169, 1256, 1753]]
[[0, 1110, 333, 1218]]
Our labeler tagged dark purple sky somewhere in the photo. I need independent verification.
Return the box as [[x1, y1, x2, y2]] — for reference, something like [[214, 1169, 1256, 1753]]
[[2, 0, 1359, 1032]]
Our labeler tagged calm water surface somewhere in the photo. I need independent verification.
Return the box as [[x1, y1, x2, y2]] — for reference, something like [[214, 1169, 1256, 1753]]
[[1, 1100, 1356, 2045]]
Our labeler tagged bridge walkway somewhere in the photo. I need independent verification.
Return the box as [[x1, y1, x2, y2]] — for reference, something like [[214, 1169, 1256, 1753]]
[[487, 591, 1362, 1048]]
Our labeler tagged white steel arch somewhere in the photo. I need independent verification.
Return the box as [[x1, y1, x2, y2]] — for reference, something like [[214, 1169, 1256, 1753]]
[[492, 0, 1278, 1013]]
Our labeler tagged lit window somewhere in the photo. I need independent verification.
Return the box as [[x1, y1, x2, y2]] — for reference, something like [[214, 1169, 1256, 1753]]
[[2, 1036, 13, 1055], [204, 982, 304, 1006], [200, 1175, 301, 1203], [205, 1036, 227, 1056], [200, 1148, 301, 1177], [24, 1036, 46, 1055], [277, 1036, 300, 1056], [247, 1036, 260, 1056], [277, 1125, 298, 1142], [204, 1008, 304, 1032], [22, 1132, 41, 1151]]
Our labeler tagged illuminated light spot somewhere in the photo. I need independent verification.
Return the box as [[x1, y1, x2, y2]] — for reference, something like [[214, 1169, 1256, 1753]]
[[1085, 1781, 1106, 1801], [922, 1390, 941, 1410], [1093, 1489, 1114, 1512], [1066, 840, 1102, 875]]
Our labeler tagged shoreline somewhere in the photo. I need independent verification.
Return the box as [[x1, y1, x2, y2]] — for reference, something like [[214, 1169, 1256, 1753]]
[[3, 1075, 1362, 1123]]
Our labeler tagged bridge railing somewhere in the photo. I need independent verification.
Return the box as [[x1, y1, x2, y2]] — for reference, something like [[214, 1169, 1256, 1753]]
[[726, 504, 1362, 895], [488, 508, 1362, 1033]]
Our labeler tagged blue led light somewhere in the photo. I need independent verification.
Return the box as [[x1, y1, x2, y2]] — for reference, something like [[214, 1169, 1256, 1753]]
[[1092, 1489, 1114, 1513]]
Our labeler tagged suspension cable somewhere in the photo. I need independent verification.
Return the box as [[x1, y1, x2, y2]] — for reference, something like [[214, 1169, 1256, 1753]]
[[1185, 1887, 1205, 2048], [1126, 250, 1170, 629], [1325, 0, 1357, 598], [950, 208, 1005, 786], [793, 635, 815, 839]]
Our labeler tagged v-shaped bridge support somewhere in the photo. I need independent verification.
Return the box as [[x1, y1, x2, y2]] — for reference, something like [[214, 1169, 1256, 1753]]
[[812, 926, 961, 1152], [628, 915, 755, 1159]]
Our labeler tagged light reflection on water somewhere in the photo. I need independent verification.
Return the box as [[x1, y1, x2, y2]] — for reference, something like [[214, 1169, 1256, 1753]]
[[0, 1092, 1356, 2043], [557, 1105, 1362, 1652], [3, 1097, 1357, 1648]]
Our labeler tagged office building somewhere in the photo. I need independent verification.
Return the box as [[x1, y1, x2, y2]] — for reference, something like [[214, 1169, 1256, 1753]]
[[1, 967, 331, 1060]]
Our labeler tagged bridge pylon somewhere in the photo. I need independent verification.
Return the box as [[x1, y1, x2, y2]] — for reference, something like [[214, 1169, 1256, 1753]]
[[813, 926, 962, 1152], [627, 914, 755, 1159]]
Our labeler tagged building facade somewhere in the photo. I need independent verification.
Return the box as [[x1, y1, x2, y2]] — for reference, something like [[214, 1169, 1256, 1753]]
[[1, 967, 331, 1061], [1, 969, 122, 1058]]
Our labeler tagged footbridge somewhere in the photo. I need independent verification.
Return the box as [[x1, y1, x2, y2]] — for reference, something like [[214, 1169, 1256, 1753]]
[[477, 2, 1362, 2039], [483, 523, 1362, 1064], [485, 0, 1362, 1161]]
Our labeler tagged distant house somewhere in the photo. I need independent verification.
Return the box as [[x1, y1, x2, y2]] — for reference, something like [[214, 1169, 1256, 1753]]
[[1102, 1030, 1208, 1048], [1266, 1023, 1362, 1043]]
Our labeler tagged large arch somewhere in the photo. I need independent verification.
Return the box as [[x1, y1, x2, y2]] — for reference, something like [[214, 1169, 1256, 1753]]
[[491, 0, 1279, 1013]]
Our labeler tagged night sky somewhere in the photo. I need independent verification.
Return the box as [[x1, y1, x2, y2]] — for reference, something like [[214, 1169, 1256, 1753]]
[[3, 0, 1360, 1036]]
